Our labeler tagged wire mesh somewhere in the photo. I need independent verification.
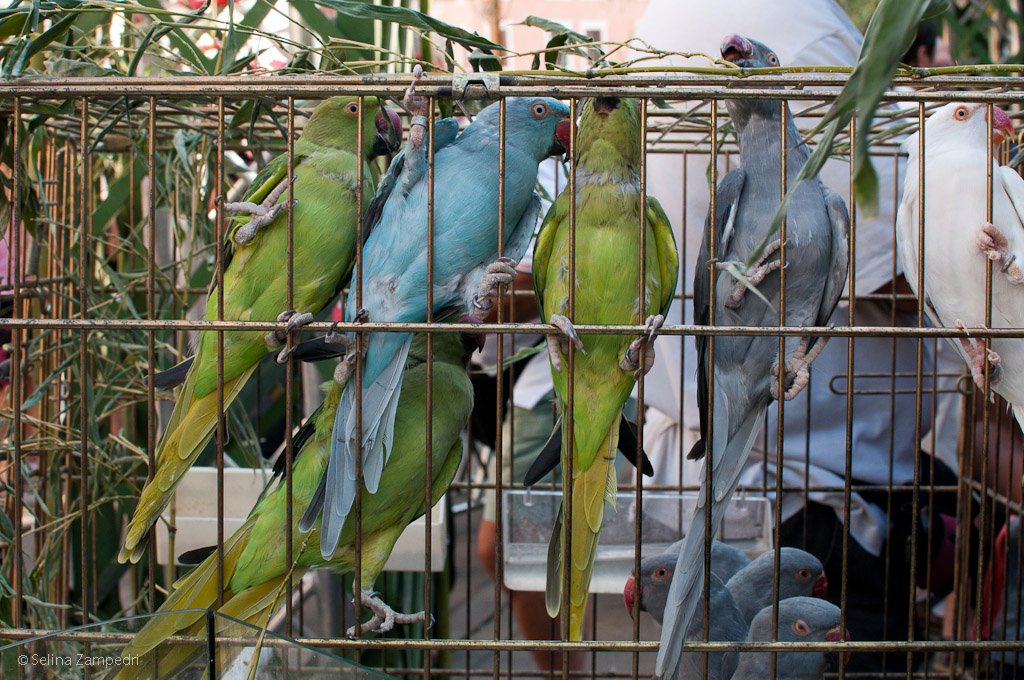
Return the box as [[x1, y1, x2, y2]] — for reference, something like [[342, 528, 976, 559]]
[[0, 72, 1022, 680]]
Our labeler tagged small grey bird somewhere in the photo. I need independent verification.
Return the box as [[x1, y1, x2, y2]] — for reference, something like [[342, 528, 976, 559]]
[[624, 541, 750, 624], [725, 548, 828, 625], [731, 597, 848, 680], [625, 556, 746, 680], [655, 34, 849, 680]]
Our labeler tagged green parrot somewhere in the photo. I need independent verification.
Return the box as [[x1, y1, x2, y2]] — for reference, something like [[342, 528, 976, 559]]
[[532, 97, 678, 640], [112, 328, 478, 678], [118, 96, 402, 564]]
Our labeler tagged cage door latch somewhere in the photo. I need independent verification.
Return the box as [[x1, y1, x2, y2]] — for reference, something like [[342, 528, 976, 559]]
[[451, 72, 499, 100]]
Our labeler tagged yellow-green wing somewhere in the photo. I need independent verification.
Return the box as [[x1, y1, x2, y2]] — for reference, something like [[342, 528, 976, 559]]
[[531, 195, 567, 319], [647, 196, 679, 318]]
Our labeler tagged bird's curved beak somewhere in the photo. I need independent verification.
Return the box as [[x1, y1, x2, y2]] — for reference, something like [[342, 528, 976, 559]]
[[824, 626, 852, 664], [593, 97, 620, 116], [813, 573, 829, 598], [993, 106, 1014, 146], [552, 118, 572, 157], [372, 105, 403, 157], [721, 34, 754, 65], [623, 575, 637, 618]]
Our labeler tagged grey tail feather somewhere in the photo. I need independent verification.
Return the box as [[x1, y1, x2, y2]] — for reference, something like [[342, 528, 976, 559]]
[[1013, 403, 1024, 434], [654, 393, 763, 680], [319, 333, 412, 558], [146, 356, 194, 390], [545, 504, 564, 618], [299, 473, 328, 533]]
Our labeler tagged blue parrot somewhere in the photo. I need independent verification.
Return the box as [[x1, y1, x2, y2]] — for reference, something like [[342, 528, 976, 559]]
[[301, 88, 570, 562]]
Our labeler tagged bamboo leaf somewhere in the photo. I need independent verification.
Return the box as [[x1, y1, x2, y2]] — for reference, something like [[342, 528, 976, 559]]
[[314, 0, 504, 52], [749, 0, 944, 265]]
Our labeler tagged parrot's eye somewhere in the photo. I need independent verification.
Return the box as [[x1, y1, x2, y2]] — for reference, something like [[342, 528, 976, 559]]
[[792, 619, 811, 636], [653, 567, 671, 581], [953, 105, 971, 121], [532, 102, 549, 119], [797, 568, 811, 580], [767, 53, 779, 66], [346, 102, 359, 115]]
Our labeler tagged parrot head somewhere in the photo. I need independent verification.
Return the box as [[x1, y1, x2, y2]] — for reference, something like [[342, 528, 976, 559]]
[[733, 547, 827, 602], [719, 34, 785, 129], [913, 102, 1015, 152], [623, 551, 675, 621], [473, 97, 571, 161], [574, 96, 643, 168], [302, 96, 402, 158], [753, 598, 842, 643]]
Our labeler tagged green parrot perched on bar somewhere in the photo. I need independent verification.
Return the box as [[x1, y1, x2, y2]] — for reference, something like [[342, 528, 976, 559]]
[[112, 328, 478, 679], [117, 96, 402, 564], [532, 97, 678, 640]]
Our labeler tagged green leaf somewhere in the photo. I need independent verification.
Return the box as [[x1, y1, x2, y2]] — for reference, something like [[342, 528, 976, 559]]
[[22, 354, 75, 413], [544, 32, 569, 70], [520, 16, 590, 44], [0, 13, 27, 38], [314, 0, 503, 52]]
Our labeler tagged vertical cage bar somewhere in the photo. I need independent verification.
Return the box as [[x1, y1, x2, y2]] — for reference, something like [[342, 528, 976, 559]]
[[561, 95, 578, 680], [145, 96, 159, 619], [78, 95, 92, 628], [284, 94, 297, 636], [493, 95, 508, 680], [215, 95, 226, 605], [10, 95, 23, 632], [424, 93, 436, 679]]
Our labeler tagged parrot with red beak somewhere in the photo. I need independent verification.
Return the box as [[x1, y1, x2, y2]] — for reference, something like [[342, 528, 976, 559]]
[[897, 101, 1024, 432]]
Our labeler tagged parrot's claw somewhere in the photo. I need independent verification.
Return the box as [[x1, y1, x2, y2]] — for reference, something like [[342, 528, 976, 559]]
[[333, 353, 358, 386], [404, 65, 429, 150], [226, 176, 298, 246], [346, 587, 428, 637], [770, 335, 830, 401], [719, 239, 784, 309], [473, 257, 518, 313], [978, 222, 1024, 285], [955, 320, 1002, 395], [354, 308, 370, 323], [325, 321, 352, 348], [547, 314, 586, 371], [619, 315, 665, 377], [264, 310, 315, 353]]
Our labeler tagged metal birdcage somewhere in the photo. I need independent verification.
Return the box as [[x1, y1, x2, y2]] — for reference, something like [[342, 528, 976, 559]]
[[1, 71, 1023, 680]]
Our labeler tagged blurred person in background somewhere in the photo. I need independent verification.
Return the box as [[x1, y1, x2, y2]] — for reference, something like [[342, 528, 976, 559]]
[[634, 1, 964, 671]]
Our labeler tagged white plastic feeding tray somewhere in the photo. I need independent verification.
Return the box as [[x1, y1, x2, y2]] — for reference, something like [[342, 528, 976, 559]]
[[501, 489, 772, 593], [154, 467, 446, 572]]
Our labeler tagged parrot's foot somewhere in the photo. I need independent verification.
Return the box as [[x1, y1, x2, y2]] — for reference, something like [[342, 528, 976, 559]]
[[354, 308, 370, 323], [346, 588, 431, 637], [718, 239, 784, 309], [978, 222, 1024, 285], [404, 65, 428, 150], [472, 257, 518, 315], [770, 335, 830, 401], [547, 314, 586, 372], [324, 321, 354, 349], [265, 310, 315, 359], [333, 354, 358, 386], [619, 314, 665, 377], [226, 175, 298, 246], [955, 320, 1002, 394]]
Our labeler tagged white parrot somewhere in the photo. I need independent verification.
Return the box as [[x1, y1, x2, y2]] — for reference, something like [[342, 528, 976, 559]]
[[896, 101, 1024, 429]]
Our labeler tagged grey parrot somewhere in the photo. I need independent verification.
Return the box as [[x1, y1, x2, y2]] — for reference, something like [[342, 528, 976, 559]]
[[731, 597, 848, 680], [725, 548, 828, 625], [625, 556, 746, 680], [655, 34, 849, 680]]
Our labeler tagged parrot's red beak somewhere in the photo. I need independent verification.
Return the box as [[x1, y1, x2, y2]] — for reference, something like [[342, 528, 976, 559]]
[[825, 626, 852, 664], [813, 573, 829, 598], [373, 106, 403, 157], [554, 118, 572, 156], [623, 575, 637, 618], [721, 34, 754, 64], [993, 106, 1014, 146]]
